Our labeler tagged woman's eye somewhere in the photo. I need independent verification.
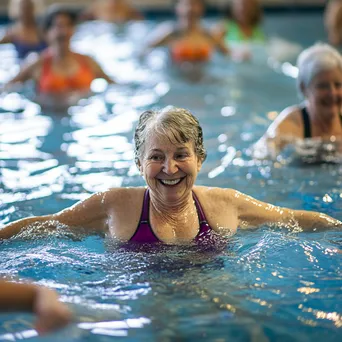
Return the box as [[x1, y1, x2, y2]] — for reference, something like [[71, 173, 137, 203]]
[[150, 155, 163, 161], [176, 153, 188, 160], [316, 83, 329, 90]]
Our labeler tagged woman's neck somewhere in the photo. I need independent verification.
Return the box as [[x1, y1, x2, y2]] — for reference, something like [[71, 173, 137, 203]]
[[50, 45, 72, 60], [178, 17, 200, 32], [149, 191, 197, 227]]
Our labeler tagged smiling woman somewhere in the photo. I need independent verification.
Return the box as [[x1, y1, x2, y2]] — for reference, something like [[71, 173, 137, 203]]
[[254, 43, 342, 159], [0, 106, 341, 244]]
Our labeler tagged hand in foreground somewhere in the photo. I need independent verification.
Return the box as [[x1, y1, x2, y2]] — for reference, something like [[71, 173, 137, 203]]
[[33, 286, 72, 335]]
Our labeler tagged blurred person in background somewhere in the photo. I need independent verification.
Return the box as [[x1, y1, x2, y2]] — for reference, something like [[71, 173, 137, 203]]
[[3, 5, 116, 109], [0, 0, 47, 60], [144, 0, 229, 64], [325, 0, 342, 46], [253, 43, 342, 161], [214, 0, 265, 44], [82, 0, 143, 23]]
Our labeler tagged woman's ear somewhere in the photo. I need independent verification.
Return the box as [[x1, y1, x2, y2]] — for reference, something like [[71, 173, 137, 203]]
[[197, 158, 202, 172], [137, 160, 143, 174], [300, 82, 306, 97]]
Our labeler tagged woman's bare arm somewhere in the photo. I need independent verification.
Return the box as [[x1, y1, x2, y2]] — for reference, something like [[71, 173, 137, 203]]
[[0, 30, 13, 45], [0, 191, 108, 240], [85, 56, 116, 84], [4, 56, 41, 90], [252, 106, 303, 159], [230, 189, 341, 230]]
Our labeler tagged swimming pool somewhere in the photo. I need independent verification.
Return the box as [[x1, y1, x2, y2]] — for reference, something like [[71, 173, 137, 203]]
[[0, 12, 341, 341]]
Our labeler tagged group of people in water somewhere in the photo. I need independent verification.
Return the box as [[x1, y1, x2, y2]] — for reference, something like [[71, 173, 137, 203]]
[[1, 0, 342, 336]]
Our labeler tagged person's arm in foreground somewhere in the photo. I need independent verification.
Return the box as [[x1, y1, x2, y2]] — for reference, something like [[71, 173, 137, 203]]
[[0, 191, 109, 240], [0, 281, 72, 334], [231, 190, 341, 230]]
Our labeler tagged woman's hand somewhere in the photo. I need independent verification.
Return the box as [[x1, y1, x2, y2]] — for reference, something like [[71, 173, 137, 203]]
[[33, 286, 72, 335]]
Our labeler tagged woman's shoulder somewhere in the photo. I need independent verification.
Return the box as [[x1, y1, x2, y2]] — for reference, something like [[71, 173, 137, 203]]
[[193, 186, 236, 203], [102, 187, 146, 207], [271, 105, 303, 131], [192, 186, 239, 228]]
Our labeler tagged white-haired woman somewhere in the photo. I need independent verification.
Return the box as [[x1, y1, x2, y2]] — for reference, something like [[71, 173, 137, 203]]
[[0, 107, 340, 243], [254, 43, 342, 158]]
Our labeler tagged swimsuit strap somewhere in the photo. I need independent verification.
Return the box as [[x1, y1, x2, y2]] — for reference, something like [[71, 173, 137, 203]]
[[130, 189, 212, 243], [301, 107, 312, 139], [130, 189, 160, 243], [140, 188, 150, 223], [192, 191, 212, 239], [192, 191, 207, 224]]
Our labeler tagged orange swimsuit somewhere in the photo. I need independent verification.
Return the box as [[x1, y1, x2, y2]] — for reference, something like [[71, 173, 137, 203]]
[[171, 41, 212, 63], [38, 51, 95, 94]]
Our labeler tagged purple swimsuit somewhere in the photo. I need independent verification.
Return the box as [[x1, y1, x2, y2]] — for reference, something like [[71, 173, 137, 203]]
[[129, 189, 212, 243]]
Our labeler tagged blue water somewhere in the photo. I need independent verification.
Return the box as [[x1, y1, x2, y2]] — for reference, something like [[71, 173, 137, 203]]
[[0, 13, 341, 341]]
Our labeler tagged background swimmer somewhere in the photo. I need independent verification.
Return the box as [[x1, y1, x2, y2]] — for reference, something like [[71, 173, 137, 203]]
[[0, 107, 340, 243], [2, 5, 116, 109], [253, 43, 342, 160], [324, 0, 342, 46], [0, 280, 71, 335], [0, 0, 46, 59], [143, 0, 229, 64], [214, 0, 265, 44], [82, 0, 143, 23]]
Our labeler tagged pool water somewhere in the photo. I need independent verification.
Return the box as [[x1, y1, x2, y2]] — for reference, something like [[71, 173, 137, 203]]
[[0, 12, 341, 341]]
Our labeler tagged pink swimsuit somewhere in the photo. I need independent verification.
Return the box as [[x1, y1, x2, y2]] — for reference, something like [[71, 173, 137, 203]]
[[130, 189, 212, 243]]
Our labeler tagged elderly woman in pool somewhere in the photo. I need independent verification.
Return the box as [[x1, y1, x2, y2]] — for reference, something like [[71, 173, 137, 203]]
[[254, 43, 342, 159], [0, 106, 340, 242]]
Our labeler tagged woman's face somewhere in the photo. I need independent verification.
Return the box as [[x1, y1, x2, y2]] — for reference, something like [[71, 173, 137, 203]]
[[47, 14, 75, 46], [139, 132, 202, 203], [232, 0, 257, 25], [176, 0, 204, 20], [305, 68, 342, 118]]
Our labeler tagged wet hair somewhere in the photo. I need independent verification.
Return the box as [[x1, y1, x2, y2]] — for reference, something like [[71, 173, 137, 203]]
[[297, 43, 342, 96], [42, 4, 78, 31], [134, 106, 207, 167]]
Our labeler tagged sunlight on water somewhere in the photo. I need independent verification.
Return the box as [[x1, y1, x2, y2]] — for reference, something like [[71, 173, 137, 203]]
[[0, 15, 341, 341]]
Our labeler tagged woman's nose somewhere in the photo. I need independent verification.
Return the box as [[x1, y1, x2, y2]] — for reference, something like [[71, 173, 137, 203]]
[[163, 158, 178, 174]]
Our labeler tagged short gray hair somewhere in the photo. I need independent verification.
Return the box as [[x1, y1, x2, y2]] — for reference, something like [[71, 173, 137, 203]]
[[134, 106, 207, 167], [297, 43, 342, 96]]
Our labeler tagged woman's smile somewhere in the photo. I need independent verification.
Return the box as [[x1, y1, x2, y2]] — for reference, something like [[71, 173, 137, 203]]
[[158, 177, 186, 186]]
